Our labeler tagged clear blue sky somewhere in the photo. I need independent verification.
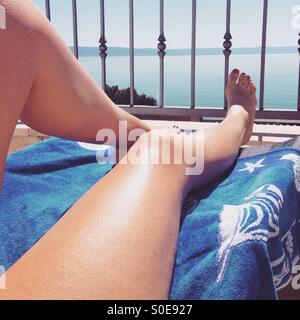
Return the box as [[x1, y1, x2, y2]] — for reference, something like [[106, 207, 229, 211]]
[[33, 0, 300, 49]]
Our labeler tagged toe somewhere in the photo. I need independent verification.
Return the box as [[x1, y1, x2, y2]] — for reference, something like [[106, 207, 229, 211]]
[[250, 83, 256, 95], [238, 73, 246, 86], [228, 69, 240, 85], [245, 75, 251, 87]]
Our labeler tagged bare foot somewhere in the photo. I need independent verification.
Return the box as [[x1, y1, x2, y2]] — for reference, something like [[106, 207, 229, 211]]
[[225, 69, 257, 144]]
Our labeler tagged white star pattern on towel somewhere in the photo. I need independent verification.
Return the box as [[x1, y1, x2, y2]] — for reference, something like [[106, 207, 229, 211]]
[[238, 159, 265, 174]]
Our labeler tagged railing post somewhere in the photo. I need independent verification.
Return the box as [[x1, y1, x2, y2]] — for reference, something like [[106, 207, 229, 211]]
[[99, 0, 107, 90], [129, 0, 135, 106], [191, 0, 197, 109], [259, 0, 269, 111], [223, 0, 232, 110], [45, 0, 51, 20], [72, 0, 79, 59], [297, 33, 300, 111], [158, 0, 166, 108]]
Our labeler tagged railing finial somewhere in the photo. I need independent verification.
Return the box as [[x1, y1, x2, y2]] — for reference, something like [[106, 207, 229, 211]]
[[99, 0, 108, 90], [223, 32, 232, 57], [157, 0, 166, 108], [158, 34, 166, 58], [99, 37, 108, 60], [223, 0, 232, 110]]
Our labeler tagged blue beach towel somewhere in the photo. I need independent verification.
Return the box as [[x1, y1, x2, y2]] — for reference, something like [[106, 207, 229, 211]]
[[0, 137, 300, 300], [0, 139, 113, 271], [171, 141, 300, 300]]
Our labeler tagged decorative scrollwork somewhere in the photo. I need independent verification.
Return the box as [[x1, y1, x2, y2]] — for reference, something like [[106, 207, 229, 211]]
[[99, 36, 107, 59], [223, 32, 232, 57], [158, 34, 166, 58]]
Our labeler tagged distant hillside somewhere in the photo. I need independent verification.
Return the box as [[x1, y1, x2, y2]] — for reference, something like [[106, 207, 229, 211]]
[[73, 46, 298, 57]]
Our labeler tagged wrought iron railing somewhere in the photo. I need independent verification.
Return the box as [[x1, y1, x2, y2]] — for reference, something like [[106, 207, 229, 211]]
[[44, 0, 300, 124]]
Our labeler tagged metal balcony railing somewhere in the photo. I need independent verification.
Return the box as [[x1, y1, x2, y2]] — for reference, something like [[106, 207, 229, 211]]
[[44, 0, 300, 124]]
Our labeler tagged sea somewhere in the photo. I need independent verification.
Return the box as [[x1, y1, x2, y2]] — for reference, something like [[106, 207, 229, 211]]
[[79, 53, 300, 109]]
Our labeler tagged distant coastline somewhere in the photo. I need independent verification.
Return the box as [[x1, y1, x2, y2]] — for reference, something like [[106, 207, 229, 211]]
[[72, 46, 299, 57]]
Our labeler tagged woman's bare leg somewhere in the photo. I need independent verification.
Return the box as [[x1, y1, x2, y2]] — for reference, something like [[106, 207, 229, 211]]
[[0, 0, 149, 188], [0, 69, 257, 299]]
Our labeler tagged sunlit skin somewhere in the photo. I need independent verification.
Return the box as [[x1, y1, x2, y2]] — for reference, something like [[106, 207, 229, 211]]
[[0, 0, 257, 299]]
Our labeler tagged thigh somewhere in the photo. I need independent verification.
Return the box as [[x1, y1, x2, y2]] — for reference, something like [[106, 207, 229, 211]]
[[0, 0, 39, 188]]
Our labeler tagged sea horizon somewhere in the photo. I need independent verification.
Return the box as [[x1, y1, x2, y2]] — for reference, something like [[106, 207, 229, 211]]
[[73, 46, 300, 57], [78, 51, 300, 110]]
